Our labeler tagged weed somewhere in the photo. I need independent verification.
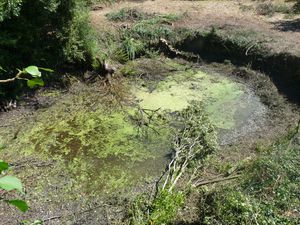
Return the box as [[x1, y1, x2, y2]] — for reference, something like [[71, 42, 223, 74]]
[[129, 190, 185, 225], [106, 8, 146, 22], [130, 14, 179, 42], [149, 190, 185, 224], [122, 37, 145, 60]]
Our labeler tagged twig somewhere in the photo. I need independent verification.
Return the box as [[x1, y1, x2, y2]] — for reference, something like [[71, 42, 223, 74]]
[[42, 215, 62, 223], [0, 71, 23, 84], [41, 204, 106, 223]]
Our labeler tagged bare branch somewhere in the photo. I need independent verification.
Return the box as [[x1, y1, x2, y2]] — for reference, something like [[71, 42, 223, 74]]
[[0, 71, 23, 84]]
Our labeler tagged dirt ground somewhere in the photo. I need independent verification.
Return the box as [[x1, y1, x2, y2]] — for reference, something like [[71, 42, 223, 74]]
[[91, 0, 300, 56]]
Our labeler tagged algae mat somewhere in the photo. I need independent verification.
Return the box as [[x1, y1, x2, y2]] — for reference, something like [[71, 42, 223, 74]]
[[134, 69, 266, 131], [0, 81, 172, 196]]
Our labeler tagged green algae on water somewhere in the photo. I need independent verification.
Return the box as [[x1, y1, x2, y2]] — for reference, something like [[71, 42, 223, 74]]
[[134, 70, 251, 130], [5, 96, 171, 193]]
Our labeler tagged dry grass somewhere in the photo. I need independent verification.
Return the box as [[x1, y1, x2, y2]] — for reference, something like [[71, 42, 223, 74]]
[[91, 0, 300, 56]]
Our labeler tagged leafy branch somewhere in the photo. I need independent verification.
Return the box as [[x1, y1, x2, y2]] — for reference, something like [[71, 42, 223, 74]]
[[0, 66, 53, 88]]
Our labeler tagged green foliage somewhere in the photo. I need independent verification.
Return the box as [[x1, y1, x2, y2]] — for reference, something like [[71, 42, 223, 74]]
[[129, 190, 185, 225], [27, 78, 44, 89], [24, 66, 41, 77], [129, 103, 217, 224], [0, 160, 28, 212], [178, 102, 217, 162], [119, 62, 139, 76], [122, 37, 145, 60], [0, 175, 23, 192], [0, 0, 99, 99], [6, 199, 28, 212], [198, 126, 300, 224], [149, 190, 185, 224], [104, 10, 182, 64], [102, 10, 181, 64], [130, 14, 179, 42], [0, 0, 22, 21], [0, 66, 50, 92], [0, 160, 9, 172], [0, 0, 97, 69], [243, 129, 300, 213]]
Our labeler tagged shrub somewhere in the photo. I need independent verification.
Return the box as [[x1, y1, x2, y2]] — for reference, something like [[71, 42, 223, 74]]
[[0, 0, 99, 99], [0, 0, 98, 71]]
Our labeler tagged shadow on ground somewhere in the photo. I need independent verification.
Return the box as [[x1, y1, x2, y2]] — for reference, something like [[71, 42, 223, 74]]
[[272, 19, 300, 32]]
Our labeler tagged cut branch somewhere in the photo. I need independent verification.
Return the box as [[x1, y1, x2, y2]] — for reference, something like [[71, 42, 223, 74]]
[[192, 175, 241, 187]]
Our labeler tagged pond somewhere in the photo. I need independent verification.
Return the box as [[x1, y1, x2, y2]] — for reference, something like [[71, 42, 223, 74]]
[[0, 62, 267, 196]]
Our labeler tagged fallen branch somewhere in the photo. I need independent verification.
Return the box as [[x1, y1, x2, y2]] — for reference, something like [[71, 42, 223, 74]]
[[192, 174, 241, 187], [159, 38, 202, 62], [159, 104, 217, 193]]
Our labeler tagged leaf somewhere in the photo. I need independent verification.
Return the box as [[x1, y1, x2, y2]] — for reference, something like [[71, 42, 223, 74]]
[[38, 67, 54, 72], [0, 160, 9, 173], [0, 66, 6, 72], [27, 78, 44, 88], [24, 66, 41, 77], [6, 200, 28, 212], [0, 176, 23, 192]]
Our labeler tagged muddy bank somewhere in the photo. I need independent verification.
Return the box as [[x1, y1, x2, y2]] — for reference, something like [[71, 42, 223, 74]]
[[176, 28, 300, 105]]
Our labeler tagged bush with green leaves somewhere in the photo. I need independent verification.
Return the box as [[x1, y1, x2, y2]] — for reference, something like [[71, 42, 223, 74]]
[[0, 0, 98, 99], [0, 65, 51, 102], [0, 160, 28, 212], [0, 0, 98, 70]]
